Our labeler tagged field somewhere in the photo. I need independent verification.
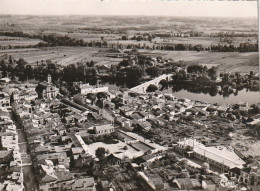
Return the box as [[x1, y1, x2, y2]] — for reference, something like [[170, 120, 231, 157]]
[[0, 15, 258, 73], [0, 46, 258, 73], [0, 47, 123, 66], [0, 36, 44, 47], [139, 50, 259, 73], [153, 36, 257, 47]]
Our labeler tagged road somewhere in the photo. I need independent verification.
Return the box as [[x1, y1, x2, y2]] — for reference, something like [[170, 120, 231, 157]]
[[10, 112, 39, 191]]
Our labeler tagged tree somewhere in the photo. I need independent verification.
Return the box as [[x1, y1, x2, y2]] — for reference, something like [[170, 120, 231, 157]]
[[125, 66, 144, 87], [17, 58, 27, 66], [95, 147, 106, 161], [118, 59, 130, 68], [60, 86, 71, 97], [187, 64, 206, 74], [121, 36, 128, 40], [208, 66, 217, 81], [209, 86, 218, 97], [146, 66, 161, 78], [96, 92, 107, 100], [87, 93, 97, 104], [146, 84, 158, 92], [249, 71, 254, 79]]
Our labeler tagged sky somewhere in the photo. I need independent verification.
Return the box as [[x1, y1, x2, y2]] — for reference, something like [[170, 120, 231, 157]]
[[0, 0, 258, 18]]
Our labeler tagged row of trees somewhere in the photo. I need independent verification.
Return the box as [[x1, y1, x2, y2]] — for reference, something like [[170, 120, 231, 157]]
[[0, 57, 98, 85], [0, 31, 258, 53], [0, 31, 108, 48], [211, 43, 258, 52], [210, 32, 258, 38]]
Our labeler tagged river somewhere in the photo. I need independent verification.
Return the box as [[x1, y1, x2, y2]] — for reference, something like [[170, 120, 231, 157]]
[[106, 83, 259, 105], [163, 88, 260, 105]]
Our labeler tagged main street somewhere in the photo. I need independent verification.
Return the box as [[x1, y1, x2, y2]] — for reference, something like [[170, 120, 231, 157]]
[[10, 112, 38, 191]]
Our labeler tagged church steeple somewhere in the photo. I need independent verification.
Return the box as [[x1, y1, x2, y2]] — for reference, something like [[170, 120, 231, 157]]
[[47, 74, 52, 83]]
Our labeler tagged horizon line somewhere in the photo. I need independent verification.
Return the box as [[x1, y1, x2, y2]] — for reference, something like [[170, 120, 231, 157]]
[[0, 13, 257, 19]]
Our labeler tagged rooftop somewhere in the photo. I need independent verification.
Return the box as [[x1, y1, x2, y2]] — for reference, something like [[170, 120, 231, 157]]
[[178, 138, 245, 168]]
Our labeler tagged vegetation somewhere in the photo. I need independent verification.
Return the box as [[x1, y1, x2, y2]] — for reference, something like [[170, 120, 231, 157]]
[[146, 84, 158, 92], [0, 31, 258, 52], [95, 147, 106, 161]]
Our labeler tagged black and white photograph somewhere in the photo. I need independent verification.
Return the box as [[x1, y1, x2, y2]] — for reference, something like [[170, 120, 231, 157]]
[[0, 0, 259, 190]]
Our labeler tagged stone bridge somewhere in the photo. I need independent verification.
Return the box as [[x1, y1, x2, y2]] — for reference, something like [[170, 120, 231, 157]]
[[129, 74, 172, 94]]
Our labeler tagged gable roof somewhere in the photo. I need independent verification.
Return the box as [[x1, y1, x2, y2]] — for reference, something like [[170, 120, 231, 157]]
[[229, 167, 241, 175]]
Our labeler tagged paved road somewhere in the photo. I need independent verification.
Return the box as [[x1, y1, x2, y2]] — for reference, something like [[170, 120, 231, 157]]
[[10, 112, 39, 191]]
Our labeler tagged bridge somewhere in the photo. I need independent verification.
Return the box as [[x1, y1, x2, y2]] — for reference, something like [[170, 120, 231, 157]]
[[129, 74, 172, 94]]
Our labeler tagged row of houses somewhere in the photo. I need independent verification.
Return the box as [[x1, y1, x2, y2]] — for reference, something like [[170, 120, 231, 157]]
[[0, 109, 24, 191]]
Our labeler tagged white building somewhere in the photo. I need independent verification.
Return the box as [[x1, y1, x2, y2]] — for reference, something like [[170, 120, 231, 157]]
[[94, 124, 115, 136], [79, 83, 108, 95], [176, 138, 245, 171]]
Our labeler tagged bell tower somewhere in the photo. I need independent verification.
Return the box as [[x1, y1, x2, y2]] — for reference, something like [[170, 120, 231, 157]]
[[47, 74, 52, 83]]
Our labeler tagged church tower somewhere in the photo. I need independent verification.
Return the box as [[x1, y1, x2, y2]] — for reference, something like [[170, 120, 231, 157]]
[[47, 74, 52, 83]]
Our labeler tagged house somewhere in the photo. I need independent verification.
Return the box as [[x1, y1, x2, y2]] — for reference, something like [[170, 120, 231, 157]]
[[71, 177, 96, 191], [100, 179, 112, 191], [136, 121, 152, 131], [0, 92, 10, 108], [77, 82, 108, 95], [173, 178, 194, 190], [37, 162, 74, 191], [107, 154, 122, 166], [202, 180, 217, 191], [239, 165, 260, 187], [5, 182, 24, 191], [138, 171, 164, 191], [0, 77, 11, 83], [71, 147, 92, 168], [0, 150, 13, 164], [35, 152, 70, 169], [120, 106, 135, 116], [130, 113, 143, 121], [190, 178, 202, 189], [94, 124, 115, 136], [100, 109, 114, 123], [228, 167, 241, 180]]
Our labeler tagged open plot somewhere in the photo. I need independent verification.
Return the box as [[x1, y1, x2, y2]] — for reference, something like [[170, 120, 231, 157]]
[[130, 141, 154, 152], [231, 133, 260, 158], [87, 140, 142, 159]]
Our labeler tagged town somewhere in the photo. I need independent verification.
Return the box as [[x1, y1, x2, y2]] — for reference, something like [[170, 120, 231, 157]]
[[0, 58, 259, 190], [0, 2, 259, 191]]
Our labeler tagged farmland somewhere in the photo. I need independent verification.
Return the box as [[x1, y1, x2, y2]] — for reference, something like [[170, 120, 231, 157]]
[[0, 46, 258, 73], [0, 46, 123, 67], [0, 15, 258, 73], [0, 36, 44, 47], [139, 50, 259, 73]]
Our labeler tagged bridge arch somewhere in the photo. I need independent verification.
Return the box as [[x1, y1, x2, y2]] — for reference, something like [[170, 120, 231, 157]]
[[129, 74, 172, 94]]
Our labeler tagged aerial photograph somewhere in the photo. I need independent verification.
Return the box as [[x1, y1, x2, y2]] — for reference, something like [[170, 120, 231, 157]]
[[0, 0, 259, 190]]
